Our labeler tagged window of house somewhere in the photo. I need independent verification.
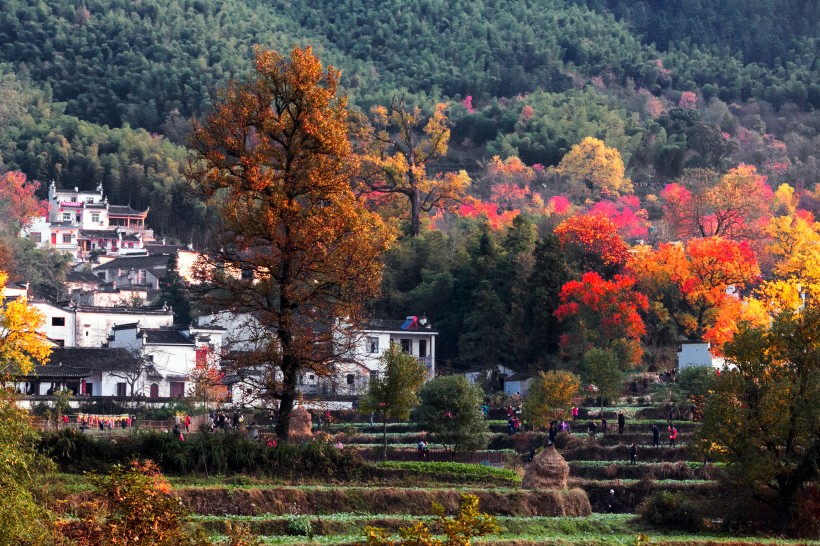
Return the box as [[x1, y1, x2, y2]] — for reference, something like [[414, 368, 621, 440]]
[[346, 374, 355, 385], [308, 374, 315, 381], [51, 317, 65, 326], [145, 355, 153, 362], [62, 233, 72, 243], [30, 232, 41, 243], [369, 370, 380, 383], [400, 339, 411, 353], [170, 382, 185, 398], [367, 336, 379, 353], [419, 339, 428, 358], [150, 383, 159, 398], [54, 339, 65, 347], [116, 383, 127, 397], [63, 213, 71, 221], [91, 212, 100, 223]]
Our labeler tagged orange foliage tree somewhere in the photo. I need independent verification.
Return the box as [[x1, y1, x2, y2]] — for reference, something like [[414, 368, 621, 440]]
[[554, 214, 630, 277], [360, 99, 470, 236], [188, 47, 393, 439], [554, 272, 649, 366], [58, 460, 207, 545], [627, 237, 760, 350]]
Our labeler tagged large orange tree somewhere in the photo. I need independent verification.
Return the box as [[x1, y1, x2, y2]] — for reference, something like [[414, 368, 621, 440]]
[[188, 47, 393, 439]]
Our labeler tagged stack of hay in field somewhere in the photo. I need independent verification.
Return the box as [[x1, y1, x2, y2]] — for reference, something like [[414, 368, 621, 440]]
[[521, 445, 591, 516]]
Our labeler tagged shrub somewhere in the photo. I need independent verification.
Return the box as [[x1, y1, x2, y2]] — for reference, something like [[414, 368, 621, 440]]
[[639, 491, 703, 530], [286, 515, 313, 538]]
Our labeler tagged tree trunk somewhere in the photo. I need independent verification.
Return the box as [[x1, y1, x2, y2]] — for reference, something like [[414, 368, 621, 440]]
[[382, 412, 388, 460], [275, 355, 299, 440], [410, 183, 420, 237]]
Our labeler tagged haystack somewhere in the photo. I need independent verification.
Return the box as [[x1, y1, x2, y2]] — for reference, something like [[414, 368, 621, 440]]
[[522, 445, 569, 489], [289, 405, 313, 438]]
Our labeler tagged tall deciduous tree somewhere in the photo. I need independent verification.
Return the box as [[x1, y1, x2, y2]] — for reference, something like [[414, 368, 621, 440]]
[[554, 272, 649, 366], [581, 348, 623, 417], [522, 370, 581, 428], [0, 271, 51, 376], [411, 375, 488, 454], [358, 344, 428, 459], [360, 99, 470, 236], [0, 390, 55, 544], [549, 137, 633, 202], [696, 304, 820, 536], [188, 47, 393, 440], [554, 214, 630, 278], [661, 165, 773, 241]]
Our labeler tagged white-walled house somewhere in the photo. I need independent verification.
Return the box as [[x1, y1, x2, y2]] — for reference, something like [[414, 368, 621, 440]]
[[334, 316, 437, 396], [109, 323, 225, 398], [503, 373, 533, 397], [18, 347, 141, 397], [29, 301, 174, 347], [678, 341, 729, 370], [21, 182, 153, 262]]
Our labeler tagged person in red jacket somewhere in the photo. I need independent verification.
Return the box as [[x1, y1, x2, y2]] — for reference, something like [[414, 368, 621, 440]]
[[668, 425, 678, 447]]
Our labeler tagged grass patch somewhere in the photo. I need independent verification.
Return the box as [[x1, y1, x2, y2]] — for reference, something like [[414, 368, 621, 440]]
[[374, 461, 521, 483]]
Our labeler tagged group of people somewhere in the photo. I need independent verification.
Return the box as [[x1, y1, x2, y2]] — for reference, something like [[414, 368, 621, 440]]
[[417, 440, 430, 461]]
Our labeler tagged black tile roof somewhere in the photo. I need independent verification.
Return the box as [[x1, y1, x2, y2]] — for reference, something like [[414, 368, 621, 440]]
[[144, 244, 185, 255], [79, 229, 118, 239], [112, 322, 139, 331], [66, 270, 105, 286], [27, 348, 141, 378], [365, 318, 437, 333], [75, 305, 172, 315], [141, 328, 193, 345], [108, 205, 147, 216], [92, 255, 171, 271]]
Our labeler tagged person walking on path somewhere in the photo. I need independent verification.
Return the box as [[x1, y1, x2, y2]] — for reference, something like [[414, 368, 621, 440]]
[[607, 489, 616, 513], [571, 406, 579, 420], [184, 414, 191, 432], [417, 440, 427, 461], [548, 421, 557, 444], [617, 412, 625, 434], [629, 443, 638, 465], [651, 424, 660, 447], [668, 425, 678, 447], [601, 417, 607, 435]]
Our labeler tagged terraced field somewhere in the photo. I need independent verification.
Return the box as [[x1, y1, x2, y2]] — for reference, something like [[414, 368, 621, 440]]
[[49, 402, 816, 544]]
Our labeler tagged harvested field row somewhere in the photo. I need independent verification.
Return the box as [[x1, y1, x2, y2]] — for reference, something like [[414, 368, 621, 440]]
[[174, 485, 592, 518]]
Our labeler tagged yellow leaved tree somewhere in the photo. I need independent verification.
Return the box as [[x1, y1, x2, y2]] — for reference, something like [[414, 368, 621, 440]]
[[549, 137, 632, 202], [521, 370, 581, 428], [0, 271, 50, 377], [359, 99, 470, 236]]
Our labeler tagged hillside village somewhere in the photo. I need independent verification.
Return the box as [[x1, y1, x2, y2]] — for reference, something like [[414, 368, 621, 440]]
[[0, 1, 816, 543]]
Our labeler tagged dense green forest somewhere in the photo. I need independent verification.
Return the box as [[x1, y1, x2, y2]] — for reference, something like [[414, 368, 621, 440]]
[[1, 0, 819, 370]]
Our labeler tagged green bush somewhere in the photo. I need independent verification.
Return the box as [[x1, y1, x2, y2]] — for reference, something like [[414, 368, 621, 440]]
[[286, 515, 313, 537], [639, 491, 703, 530], [39, 430, 364, 479]]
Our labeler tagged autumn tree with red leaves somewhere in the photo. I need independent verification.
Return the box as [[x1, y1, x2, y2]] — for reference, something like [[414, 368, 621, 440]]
[[554, 214, 630, 277], [188, 47, 393, 440], [554, 272, 649, 366], [661, 165, 773, 241]]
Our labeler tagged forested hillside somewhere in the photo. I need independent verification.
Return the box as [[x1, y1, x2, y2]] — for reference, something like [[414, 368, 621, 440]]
[[1, 0, 819, 370]]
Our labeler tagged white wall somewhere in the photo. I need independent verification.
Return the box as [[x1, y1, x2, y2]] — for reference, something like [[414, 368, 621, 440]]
[[75, 309, 173, 347], [30, 302, 77, 347]]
